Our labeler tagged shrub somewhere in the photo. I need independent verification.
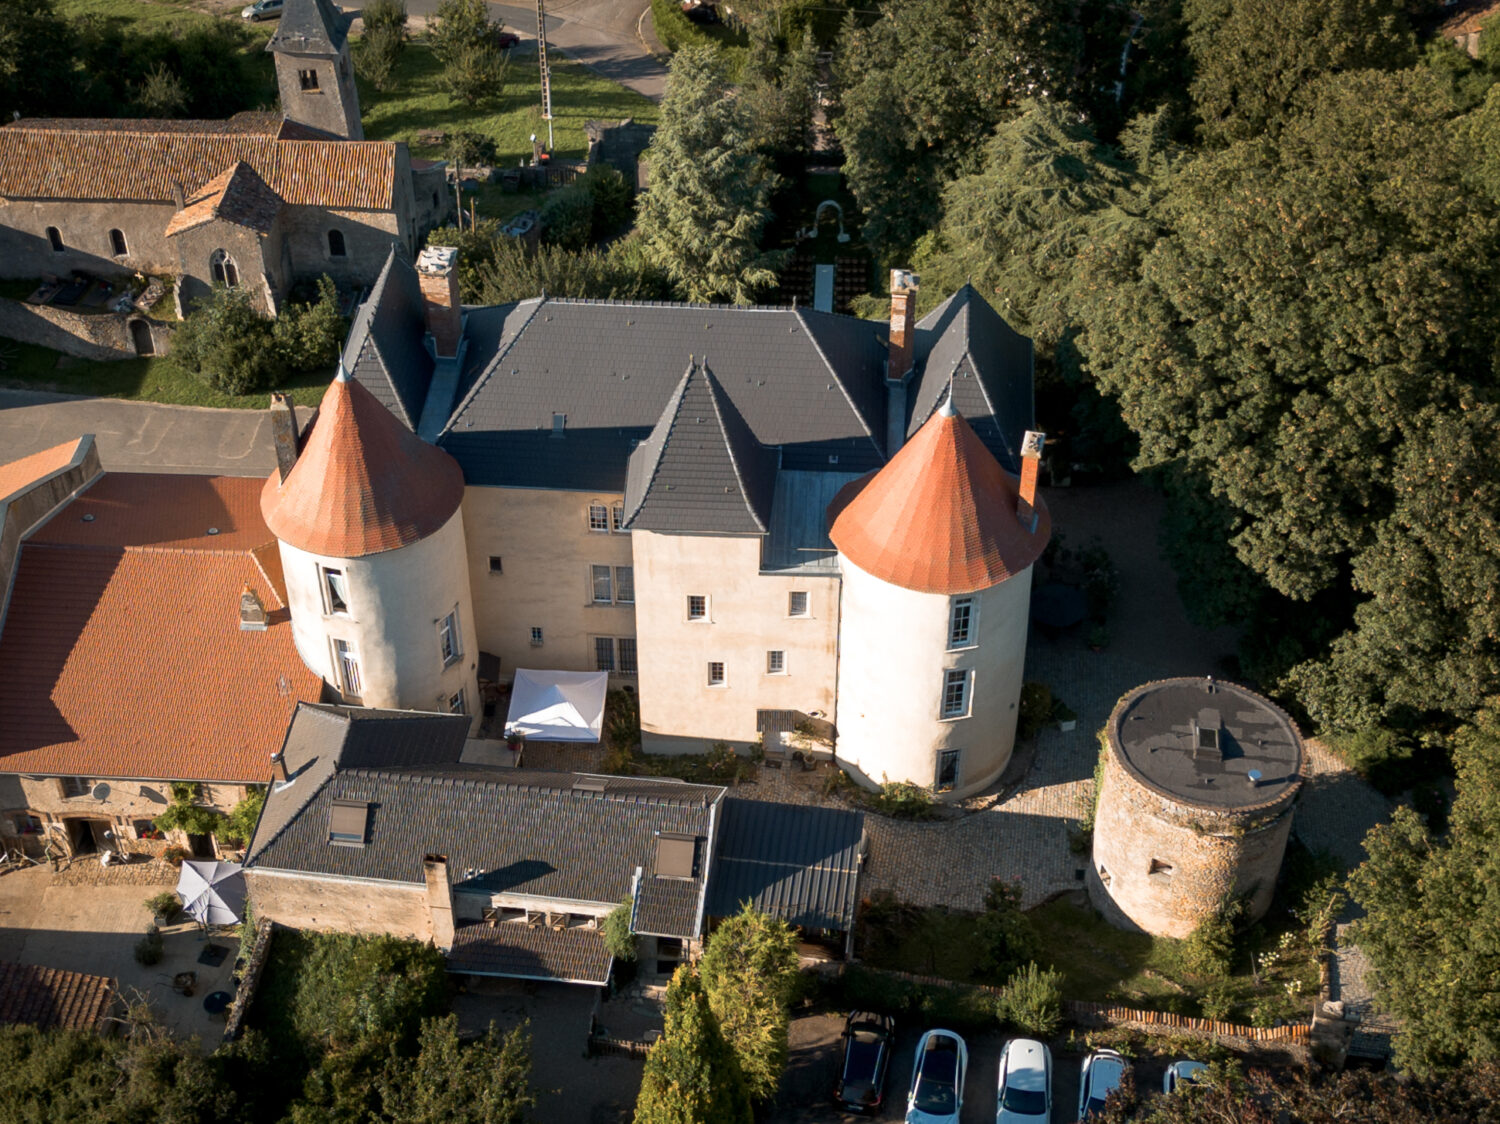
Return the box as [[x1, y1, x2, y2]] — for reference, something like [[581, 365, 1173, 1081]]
[[974, 879, 1040, 983], [539, 184, 595, 251], [869, 779, 936, 820], [997, 962, 1064, 1037], [173, 285, 278, 395], [162, 844, 191, 866], [134, 927, 164, 966], [580, 164, 634, 239], [1018, 682, 1054, 740], [1181, 899, 1244, 980], [447, 129, 498, 174], [221, 787, 266, 848], [272, 275, 345, 373], [602, 899, 636, 962], [355, 0, 407, 91], [702, 741, 742, 780], [146, 891, 180, 922], [1080, 541, 1120, 620], [1326, 727, 1421, 795]]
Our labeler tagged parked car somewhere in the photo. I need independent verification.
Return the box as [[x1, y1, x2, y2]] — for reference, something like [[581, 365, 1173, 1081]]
[[496, 30, 520, 49], [905, 1028, 967, 1124], [241, 0, 284, 20], [835, 1010, 895, 1114], [682, 1, 721, 25], [1078, 1049, 1129, 1120], [996, 1037, 1051, 1123], [1164, 1059, 1208, 1094]]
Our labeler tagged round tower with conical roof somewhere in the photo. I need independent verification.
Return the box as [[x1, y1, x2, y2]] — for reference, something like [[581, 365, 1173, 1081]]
[[827, 401, 1049, 799], [261, 367, 478, 719]]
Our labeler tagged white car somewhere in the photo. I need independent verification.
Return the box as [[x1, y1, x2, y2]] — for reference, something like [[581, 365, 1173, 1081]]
[[905, 1028, 968, 1123], [1164, 1059, 1208, 1094], [996, 1037, 1051, 1123], [242, 0, 284, 20], [1077, 1048, 1128, 1119]]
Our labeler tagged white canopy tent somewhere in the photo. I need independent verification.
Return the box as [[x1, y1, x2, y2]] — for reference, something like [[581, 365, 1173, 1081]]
[[504, 669, 609, 743]]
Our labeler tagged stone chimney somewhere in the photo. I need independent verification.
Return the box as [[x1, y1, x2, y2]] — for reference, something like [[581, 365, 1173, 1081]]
[[239, 586, 268, 631], [1017, 429, 1045, 531], [417, 246, 463, 359], [422, 853, 456, 949], [271, 751, 290, 785], [887, 269, 919, 384], [270, 393, 300, 483]]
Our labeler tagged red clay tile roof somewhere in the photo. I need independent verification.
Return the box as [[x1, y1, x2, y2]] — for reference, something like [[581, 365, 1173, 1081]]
[[0, 473, 323, 784], [10, 112, 283, 135], [1441, 0, 1500, 36], [0, 130, 396, 210], [164, 161, 283, 238], [0, 437, 85, 501], [827, 404, 1050, 594], [0, 960, 115, 1033], [261, 370, 466, 558]]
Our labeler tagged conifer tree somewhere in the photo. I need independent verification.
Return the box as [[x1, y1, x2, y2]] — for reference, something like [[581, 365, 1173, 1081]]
[[698, 904, 799, 1103], [633, 965, 751, 1124]]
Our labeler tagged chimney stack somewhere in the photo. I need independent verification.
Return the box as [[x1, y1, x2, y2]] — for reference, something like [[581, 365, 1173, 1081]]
[[422, 853, 456, 949], [240, 585, 268, 631], [416, 246, 463, 359], [271, 751, 290, 785], [1017, 429, 1045, 531], [887, 269, 919, 384], [270, 393, 300, 483]]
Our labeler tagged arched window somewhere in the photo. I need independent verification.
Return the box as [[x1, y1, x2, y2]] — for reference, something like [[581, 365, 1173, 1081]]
[[46, 227, 63, 253], [109, 229, 127, 257], [210, 249, 239, 288], [327, 229, 346, 257]]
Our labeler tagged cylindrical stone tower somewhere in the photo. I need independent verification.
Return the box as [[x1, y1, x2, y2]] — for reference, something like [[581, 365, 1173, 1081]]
[[826, 401, 1049, 800], [1089, 678, 1304, 937], [261, 365, 479, 720]]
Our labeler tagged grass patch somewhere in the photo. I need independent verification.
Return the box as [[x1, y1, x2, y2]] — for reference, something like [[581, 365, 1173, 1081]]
[[360, 42, 660, 187], [0, 339, 333, 409]]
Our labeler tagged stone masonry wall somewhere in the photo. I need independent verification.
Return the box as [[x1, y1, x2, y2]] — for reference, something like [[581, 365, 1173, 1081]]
[[0, 298, 171, 360], [1089, 746, 1299, 938], [0, 436, 100, 620], [247, 869, 432, 941]]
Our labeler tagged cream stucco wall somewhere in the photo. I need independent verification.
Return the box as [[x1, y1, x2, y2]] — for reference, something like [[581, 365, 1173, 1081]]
[[461, 486, 637, 681], [279, 509, 478, 718], [632, 531, 839, 753], [835, 555, 1032, 799]]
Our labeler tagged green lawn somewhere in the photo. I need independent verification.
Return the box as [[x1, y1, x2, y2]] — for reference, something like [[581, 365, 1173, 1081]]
[[0, 340, 333, 410]]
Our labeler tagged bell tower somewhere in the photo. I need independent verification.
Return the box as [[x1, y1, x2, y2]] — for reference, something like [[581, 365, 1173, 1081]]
[[267, 0, 364, 140]]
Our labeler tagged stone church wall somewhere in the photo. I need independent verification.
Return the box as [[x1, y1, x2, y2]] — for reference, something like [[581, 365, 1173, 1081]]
[[0, 199, 179, 279]]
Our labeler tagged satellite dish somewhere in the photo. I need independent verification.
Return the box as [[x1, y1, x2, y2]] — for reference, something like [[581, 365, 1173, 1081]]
[[91, 782, 111, 801]]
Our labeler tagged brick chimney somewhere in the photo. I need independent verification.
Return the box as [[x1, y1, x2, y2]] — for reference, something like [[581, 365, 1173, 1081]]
[[1017, 430, 1045, 531], [416, 246, 463, 359], [270, 392, 300, 483], [240, 586, 268, 631], [887, 269, 919, 383], [422, 853, 455, 949]]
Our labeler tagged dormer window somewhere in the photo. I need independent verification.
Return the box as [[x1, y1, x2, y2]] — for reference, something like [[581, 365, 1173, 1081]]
[[654, 833, 699, 880], [329, 799, 370, 846]]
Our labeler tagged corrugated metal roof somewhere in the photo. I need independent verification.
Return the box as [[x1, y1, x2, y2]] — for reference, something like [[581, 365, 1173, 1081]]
[[705, 798, 865, 932]]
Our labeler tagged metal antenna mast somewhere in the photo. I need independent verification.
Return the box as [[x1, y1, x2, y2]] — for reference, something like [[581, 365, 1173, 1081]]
[[536, 0, 553, 151]]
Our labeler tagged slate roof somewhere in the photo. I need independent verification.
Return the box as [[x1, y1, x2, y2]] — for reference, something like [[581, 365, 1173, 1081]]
[[0, 473, 321, 783], [908, 286, 1035, 473], [266, 0, 350, 55], [448, 923, 612, 985], [248, 727, 725, 939], [0, 130, 396, 209], [705, 799, 865, 932], [0, 961, 115, 1033], [165, 162, 283, 238], [260, 368, 466, 558], [342, 252, 434, 431], [622, 361, 778, 534]]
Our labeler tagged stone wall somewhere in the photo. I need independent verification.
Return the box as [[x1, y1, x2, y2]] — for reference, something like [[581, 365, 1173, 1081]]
[[246, 868, 432, 941], [0, 435, 101, 623], [0, 199, 180, 279], [7, 776, 252, 860], [0, 297, 172, 360], [278, 205, 408, 289]]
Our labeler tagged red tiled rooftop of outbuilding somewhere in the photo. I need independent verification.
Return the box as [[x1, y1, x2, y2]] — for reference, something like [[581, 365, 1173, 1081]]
[[826, 401, 1049, 594], [0, 960, 115, 1033], [261, 367, 466, 559], [0, 437, 86, 501]]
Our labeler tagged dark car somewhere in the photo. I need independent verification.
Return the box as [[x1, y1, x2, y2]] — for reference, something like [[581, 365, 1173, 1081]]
[[835, 1011, 895, 1114], [495, 30, 520, 49]]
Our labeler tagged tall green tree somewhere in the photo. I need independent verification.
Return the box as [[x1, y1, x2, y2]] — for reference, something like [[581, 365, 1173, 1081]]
[[1184, 0, 1416, 144], [637, 47, 780, 303], [698, 904, 799, 1103], [377, 1015, 533, 1124], [0, 0, 77, 117], [1349, 710, 1500, 1076], [356, 0, 408, 92], [428, 0, 507, 106], [634, 965, 752, 1124]]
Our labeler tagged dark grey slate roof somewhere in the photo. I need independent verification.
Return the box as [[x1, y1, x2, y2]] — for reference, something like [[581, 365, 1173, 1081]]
[[705, 798, 865, 932], [448, 922, 612, 984], [248, 756, 724, 939], [437, 296, 888, 491], [622, 361, 778, 534], [266, 0, 349, 55], [908, 286, 1034, 472], [343, 251, 435, 431]]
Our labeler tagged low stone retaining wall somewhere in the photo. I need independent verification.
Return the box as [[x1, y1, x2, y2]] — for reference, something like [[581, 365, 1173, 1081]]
[[222, 916, 275, 1043], [0, 297, 171, 361]]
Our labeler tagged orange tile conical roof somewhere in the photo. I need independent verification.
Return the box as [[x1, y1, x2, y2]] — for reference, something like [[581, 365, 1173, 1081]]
[[261, 367, 465, 558], [826, 400, 1049, 594]]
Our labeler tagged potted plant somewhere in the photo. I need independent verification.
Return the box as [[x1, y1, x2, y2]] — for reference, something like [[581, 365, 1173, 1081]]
[[146, 890, 180, 926], [1054, 701, 1078, 733], [506, 731, 525, 753]]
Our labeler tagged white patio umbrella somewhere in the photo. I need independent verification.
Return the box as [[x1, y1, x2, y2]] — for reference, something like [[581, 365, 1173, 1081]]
[[175, 860, 246, 927]]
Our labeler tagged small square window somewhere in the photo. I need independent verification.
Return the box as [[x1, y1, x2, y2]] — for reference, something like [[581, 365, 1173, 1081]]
[[687, 595, 707, 621], [766, 650, 786, 675], [595, 636, 616, 672], [530, 626, 544, 646], [489, 556, 503, 574], [618, 637, 638, 675], [936, 749, 961, 792], [588, 503, 609, 532], [60, 776, 89, 798], [707, 661, 726, 687], [448, 688, 467, 715], [940, 668, 970, 719], [591, 564, 614, 604], [299, 68, 320, 91], [438, 609, 461, 666], [615, 566, 634, 604], [788, 591, 809, 617]]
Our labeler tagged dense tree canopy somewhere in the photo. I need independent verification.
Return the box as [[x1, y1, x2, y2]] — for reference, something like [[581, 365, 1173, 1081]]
[[634, 965, 751, 1124], [698, 904, 800, 1102]]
